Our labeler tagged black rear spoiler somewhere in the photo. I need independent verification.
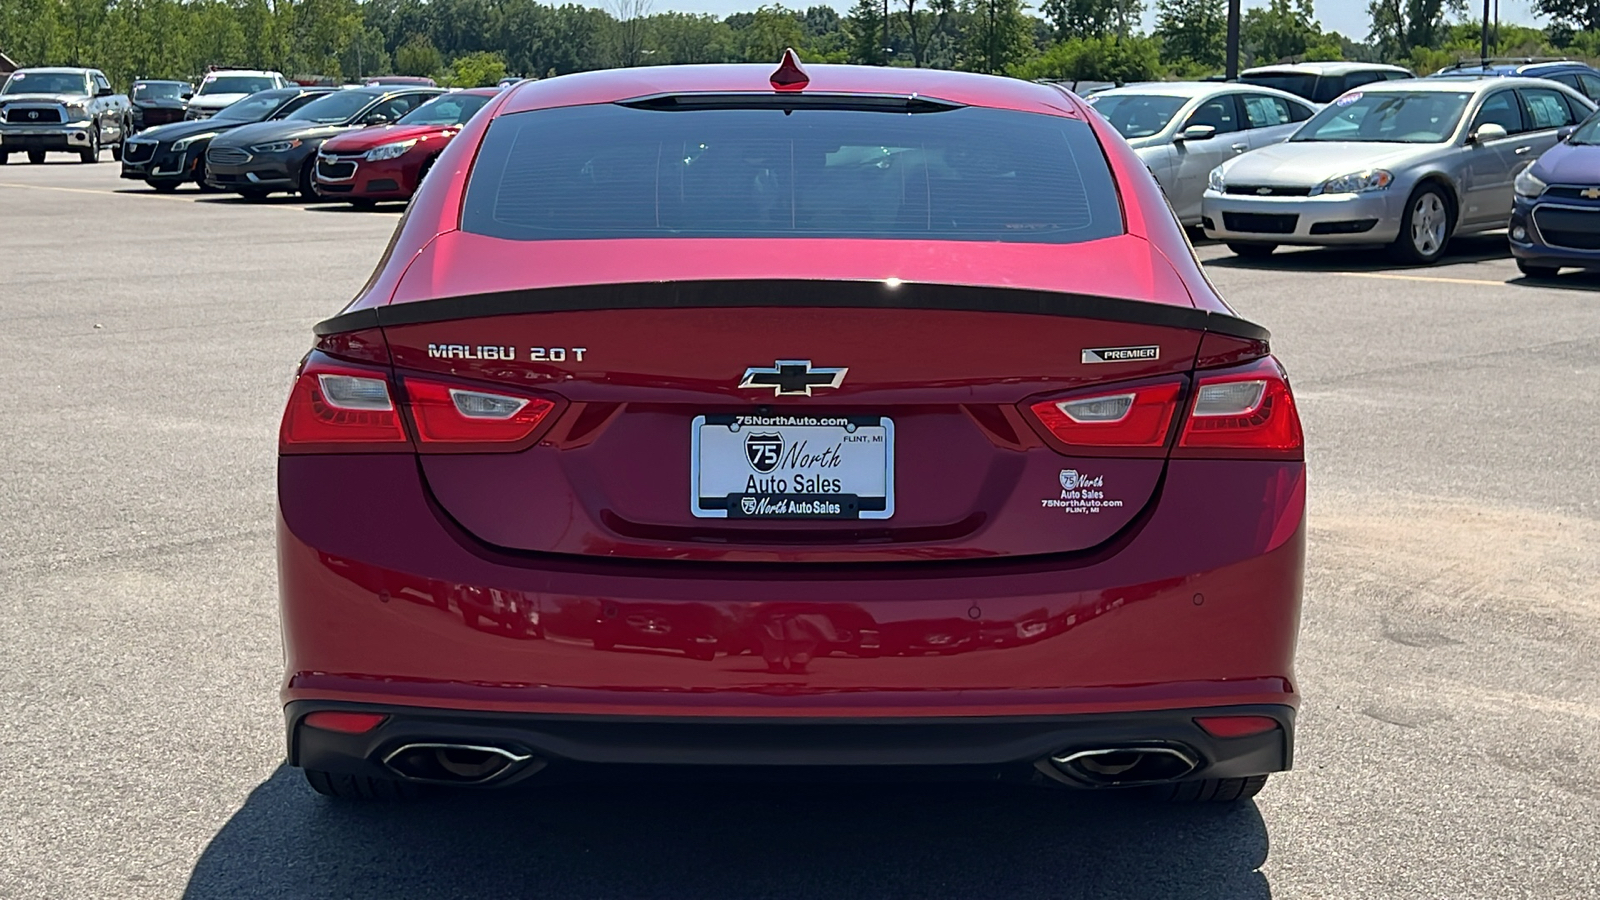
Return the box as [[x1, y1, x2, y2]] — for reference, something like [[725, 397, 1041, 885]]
[[315, 279, 1270, 343]]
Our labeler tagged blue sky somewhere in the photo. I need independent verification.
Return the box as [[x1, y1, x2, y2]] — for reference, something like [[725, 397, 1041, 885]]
[[620, 0, 1546, 43]]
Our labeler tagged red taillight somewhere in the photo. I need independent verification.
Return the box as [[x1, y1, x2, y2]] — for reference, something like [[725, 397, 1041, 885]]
[[1028, 380, 1181, 453], [1176, 357, 1303, 459], [303, 711, 388, 734], [279, 357, 411, 453], [403, 377, 557, 451], [1194, 715, 1280, 738]]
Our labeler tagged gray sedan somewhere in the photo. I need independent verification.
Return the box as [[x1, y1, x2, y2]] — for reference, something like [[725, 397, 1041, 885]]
[[1202, 77, 1596, 264], [1086, 82, 1317, 225]]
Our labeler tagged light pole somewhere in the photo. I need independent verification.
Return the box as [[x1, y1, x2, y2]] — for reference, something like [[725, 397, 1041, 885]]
[[1480, 0, 1491, 63], [1225, 0, 1240, 80]]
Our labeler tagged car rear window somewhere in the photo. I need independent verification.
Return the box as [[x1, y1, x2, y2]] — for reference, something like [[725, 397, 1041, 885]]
[[1240, 72, 1318, 101], [461, 103, 1123, 244]]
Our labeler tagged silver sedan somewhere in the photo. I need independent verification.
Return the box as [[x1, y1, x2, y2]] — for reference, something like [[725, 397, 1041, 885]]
[[1202, 77, 1596, 264], [1086, 82, 1318, 225]]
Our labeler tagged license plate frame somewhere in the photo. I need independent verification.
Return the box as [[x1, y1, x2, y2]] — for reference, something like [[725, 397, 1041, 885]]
[[690, 414, 894, 520]]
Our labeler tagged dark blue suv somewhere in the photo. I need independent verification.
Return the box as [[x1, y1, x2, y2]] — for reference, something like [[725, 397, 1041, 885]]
[[1430, 59, 1600, 103]]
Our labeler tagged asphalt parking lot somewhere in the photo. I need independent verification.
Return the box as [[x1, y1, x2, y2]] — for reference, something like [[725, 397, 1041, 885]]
[[2, 161, 1598, 900]]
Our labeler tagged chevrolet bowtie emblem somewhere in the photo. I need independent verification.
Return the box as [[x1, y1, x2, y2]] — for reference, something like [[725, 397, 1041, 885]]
[[1582, 187, 1600, 200], [738, 360, 847, 397], [1256, 187, 1272, 195]]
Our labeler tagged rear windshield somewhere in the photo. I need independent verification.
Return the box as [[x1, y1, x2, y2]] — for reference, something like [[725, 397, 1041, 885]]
[[462, 103, 1123, 244], [1087, 93, 1188, 138], [198, 75, 277, 96], [1241, 73, 1319, 101], [134, 82, 187, 100]]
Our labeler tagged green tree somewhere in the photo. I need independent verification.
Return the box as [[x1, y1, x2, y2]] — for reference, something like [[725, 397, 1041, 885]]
[[394, 34, 443, 77], [1154, 0, 1226, 69], [1535, 0, 1600, 32], [1366, 0, 1467, 60], [846, 0, 890, 64], [738, 5, 805, 61], [1040, 0, 1140, 40], [958, 0, 1033, 73], [1010, 32, 1160, 81], [446, 49, 508, 86], [647, 12, 735, 64], [1241, 0, 1331, 64]]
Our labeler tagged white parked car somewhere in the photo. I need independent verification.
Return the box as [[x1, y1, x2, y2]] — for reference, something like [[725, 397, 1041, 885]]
[[185, 70, 288, 119], [1087, 82, 1318, 225]]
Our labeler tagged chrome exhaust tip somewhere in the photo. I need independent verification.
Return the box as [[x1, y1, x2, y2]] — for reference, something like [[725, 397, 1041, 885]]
[[1050, 745, 1200, 786], [381, 742, 535, 785]]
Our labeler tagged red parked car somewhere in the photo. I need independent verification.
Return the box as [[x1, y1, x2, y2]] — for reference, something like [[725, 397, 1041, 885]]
[[312, 88, 497, 207], [279, 55, 1306, 803]]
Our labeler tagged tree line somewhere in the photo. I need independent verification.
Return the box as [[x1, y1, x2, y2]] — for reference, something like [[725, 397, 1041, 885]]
[[2, 0, 1598, 91]]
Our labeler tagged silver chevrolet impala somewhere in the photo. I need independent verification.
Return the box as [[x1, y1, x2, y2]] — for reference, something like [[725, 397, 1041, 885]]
[[1086, 82, 1318, 225], [1202, 77, 1596, 264]]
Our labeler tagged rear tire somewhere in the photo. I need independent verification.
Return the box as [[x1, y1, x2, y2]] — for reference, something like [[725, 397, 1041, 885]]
[[1387, 184, 1453, 265], [1516, 259, 1560, 279], [351, 197, 377, 210], [110, 134, 123, 162], [239, 187, 271, 202], [303, 768, 420, 801], [28, 149, 46, 164], [1157, 775, 1269, 803], [1227, 242, 1276, 259], [148, 180, 179, 193], [0, 151, 8, 164]]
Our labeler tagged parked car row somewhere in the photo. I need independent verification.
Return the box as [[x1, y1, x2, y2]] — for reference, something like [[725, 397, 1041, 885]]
[[119, 84, 497, 206], [1086, 69, 1599, 275], [1201, 77, 1597, 270]]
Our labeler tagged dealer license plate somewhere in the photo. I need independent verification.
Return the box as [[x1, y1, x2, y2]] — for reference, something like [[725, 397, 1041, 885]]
[[691, 414, 894, 519]]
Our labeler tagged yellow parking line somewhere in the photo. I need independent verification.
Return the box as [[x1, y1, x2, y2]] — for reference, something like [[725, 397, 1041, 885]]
[[0, 180, 312, 210], [0, 181, 112, 197], [1338, 271, 1505, 287]]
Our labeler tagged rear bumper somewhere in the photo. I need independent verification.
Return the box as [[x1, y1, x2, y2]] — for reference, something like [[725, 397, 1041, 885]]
[[279, 454, 1305, 721], [288, 700, 1294, 786], [1201, 189, 1402, 245]]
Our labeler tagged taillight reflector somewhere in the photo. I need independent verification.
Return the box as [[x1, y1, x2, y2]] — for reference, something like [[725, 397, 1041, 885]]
[[303, 711, 388, 734], [1194, 715, 1280, 738], [1177, 357, 1302, 458], [404, 378, 557, 447], [1029, 381, 1181, 450], [280, 358, 410, 452]]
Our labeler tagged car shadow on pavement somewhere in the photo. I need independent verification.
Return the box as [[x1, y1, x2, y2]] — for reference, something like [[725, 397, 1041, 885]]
[[182, 765, 1272, 900], [1205, 234, 1511, 273], [1511, 272, 1600, 291]]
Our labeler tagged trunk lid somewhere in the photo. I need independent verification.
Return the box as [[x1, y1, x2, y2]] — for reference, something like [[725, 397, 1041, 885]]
[[374, 273, 1217, 563]]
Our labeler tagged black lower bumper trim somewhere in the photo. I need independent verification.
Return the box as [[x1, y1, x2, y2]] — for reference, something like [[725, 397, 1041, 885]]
[[287, 700, 1294, 788]]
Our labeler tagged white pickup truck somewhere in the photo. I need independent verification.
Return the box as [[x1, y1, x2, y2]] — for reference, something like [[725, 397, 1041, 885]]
[[0, 67, 130, 164]]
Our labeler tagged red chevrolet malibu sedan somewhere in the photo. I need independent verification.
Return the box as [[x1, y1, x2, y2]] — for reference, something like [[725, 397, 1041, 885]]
[[279, 56, 1305, 803], [312, 88, 499, 207]]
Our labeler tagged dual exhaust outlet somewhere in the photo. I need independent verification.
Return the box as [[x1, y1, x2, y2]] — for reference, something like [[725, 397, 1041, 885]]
[[376, 741, 1201, 788], [381, 742, 537, 785]]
